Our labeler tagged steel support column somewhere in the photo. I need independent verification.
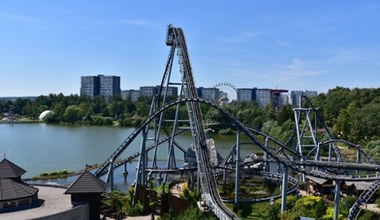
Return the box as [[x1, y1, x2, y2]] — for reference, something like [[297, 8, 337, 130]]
[[234, 130, 241, 205], [264, 137, 270, 173], [281, 167, 289, 213], [334, 180, 341, 220]]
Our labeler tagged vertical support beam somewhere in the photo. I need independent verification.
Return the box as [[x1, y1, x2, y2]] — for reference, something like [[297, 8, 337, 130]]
[[356, 145, 361, 164], [234, 130, 241, 205], [281, 167, 289, 213], [264, 137, 270, 173], [334, 180, 341, 220], [328, 143, 332, 162], [223, 169, 227, 185], [134, 128, 148, 204], [109, 159, 114, 191], [315, 142, 321, 161], [356, 145, 361, 176]]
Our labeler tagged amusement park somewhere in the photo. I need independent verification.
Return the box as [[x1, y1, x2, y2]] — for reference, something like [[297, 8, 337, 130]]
[[1, 24, 380, 220], [90, 25, 380, 220]]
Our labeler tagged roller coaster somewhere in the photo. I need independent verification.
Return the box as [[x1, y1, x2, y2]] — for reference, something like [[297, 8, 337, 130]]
[[94, 25, 380, 220]]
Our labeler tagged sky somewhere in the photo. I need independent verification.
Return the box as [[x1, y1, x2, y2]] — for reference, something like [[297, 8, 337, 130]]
[[0, 1, 379, 97]]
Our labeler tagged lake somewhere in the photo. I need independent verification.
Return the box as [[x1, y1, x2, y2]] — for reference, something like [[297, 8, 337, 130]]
[[1, 123, 255, 187]]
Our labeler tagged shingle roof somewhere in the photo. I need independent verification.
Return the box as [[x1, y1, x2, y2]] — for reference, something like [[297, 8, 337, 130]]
[[0, 178, 38, 201], [65, 171, 106, 194], [345, 181, 372, 191], [306, 175, 329, 185], [0, 158, 26, 178]]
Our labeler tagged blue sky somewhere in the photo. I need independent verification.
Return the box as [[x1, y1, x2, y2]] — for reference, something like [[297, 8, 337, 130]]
[[0, 1, 379, 97]]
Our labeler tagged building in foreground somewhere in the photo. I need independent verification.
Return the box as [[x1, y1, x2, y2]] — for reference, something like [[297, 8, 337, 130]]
[[0, 158, 39, 211], [65, 171, 106, 220]]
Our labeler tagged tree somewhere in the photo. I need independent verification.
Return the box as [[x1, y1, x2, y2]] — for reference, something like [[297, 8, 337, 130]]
[[284, 195, 326, 220], [63, 105, 83, 124], [277, 104, 294, 126], [22, 101, 39, 119]]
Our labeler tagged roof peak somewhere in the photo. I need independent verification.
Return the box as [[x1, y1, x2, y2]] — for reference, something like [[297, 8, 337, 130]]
[[0, 158, 26, 179], [65, 170, 106, 194]]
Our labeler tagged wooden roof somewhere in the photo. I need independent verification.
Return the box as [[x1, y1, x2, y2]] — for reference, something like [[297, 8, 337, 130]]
[[0, 158, 26, 179], [306, 175, 330, 185], [345, 181, 372, 191], [65, 171, 106, 194], [0, 178, 38, 201]]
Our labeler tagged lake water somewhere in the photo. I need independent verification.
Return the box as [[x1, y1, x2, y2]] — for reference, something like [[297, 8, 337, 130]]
[[1, 123, 256, 188]]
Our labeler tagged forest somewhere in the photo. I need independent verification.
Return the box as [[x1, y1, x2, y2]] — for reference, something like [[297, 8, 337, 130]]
[[1, 86, 379, 160]]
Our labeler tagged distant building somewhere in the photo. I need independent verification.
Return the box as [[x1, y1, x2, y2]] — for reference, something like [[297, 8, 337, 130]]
[[198, 87, 220, 101], [291, 90, 318, 107], [130, 90, 140, 101], [140, 86, 158, 98], [98, 75, 121, 97], [270, 89, 289, 111], [255, 89, 272, 107], [237, 88, 255, 102], [120, 90, 129, 100], [291, 90, 304, 107], [80, 75, 120, 98], [121, 89, 140, 102], [280, 94, 289, 106], [304, 90, 318, 98], [156, 86, 178, 97], [80, 76, 99, 97]]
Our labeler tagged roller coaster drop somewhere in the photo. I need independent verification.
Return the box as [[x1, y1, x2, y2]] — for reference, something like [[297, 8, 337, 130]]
[[95, 25, 380, 220]]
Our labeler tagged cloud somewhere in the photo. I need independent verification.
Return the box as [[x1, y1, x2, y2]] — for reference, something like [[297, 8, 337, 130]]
[[218, 30, 269, 44], [268, 58, 327, 81], [276, 41, 291, 48], [324, 47, 380, 67], [0, 11, 32, 22], [121, 19, 156, 28]]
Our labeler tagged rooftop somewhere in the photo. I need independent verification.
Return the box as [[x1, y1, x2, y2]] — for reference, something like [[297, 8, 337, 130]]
[[0, 185, 72, 220], [0, 158, 26, 179], [65, 171, 106, 194]]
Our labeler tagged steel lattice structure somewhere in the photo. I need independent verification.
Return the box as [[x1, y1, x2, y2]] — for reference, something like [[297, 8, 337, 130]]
[[94, 25, 380, 220]]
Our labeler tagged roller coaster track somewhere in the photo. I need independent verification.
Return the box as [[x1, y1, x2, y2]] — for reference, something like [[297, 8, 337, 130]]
[[95, 97, 380, 218], [302, 95, 344, 162], [168, 26, 238, 220], [95, 25, 380, 219], [95, 130, 186, 177], [100, 97, 380, 179], [348, 180, 380, 219], [144, 98, 380, 179], [220, 171, 299, 203]]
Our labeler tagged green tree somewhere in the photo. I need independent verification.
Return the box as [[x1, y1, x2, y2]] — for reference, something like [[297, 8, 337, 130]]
[[63, 105, 83, 124], [277, 104, 294, 126], [340, 196, 356, 217], [284, 195, 326, 220]]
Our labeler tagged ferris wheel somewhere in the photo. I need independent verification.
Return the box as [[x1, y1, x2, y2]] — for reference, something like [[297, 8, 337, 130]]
[[214, 82, 238, 105]]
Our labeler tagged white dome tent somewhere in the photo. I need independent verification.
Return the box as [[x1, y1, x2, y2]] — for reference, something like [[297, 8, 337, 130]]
[[39, 110, 53, 121]]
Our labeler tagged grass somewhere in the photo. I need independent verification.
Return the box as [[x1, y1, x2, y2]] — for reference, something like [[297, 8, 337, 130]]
[[32, 170, 76, 180]]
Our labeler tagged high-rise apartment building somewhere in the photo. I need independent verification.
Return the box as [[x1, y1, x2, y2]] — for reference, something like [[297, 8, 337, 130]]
[[121, 89, 140, 101], [80, 76, 100, 97], [197, 87, 220, 101], [140, 86, 158, 97], [291, 91, 303, 107], [155, 86, 178, 97], [237, 88, 255, 102], [99, 75, 121, 97], [291, 90, 318, 107], [80, 75, 120, 98], [255, 89, 272, 107]]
